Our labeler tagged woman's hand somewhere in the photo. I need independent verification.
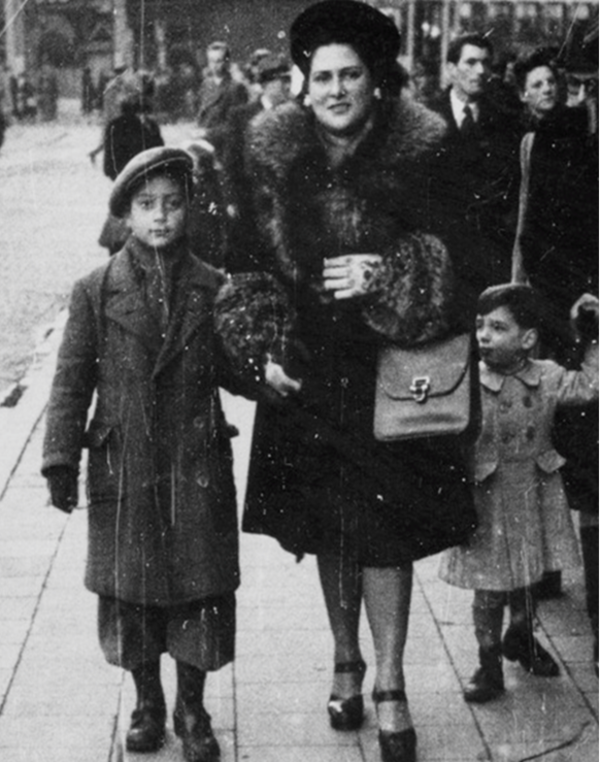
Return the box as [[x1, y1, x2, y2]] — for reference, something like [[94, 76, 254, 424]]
[[264, 355, 302, 398], [322, 254, 382, 299]]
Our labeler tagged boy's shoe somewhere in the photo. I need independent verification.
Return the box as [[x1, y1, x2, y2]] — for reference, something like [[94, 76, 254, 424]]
[[463, 666, 505, 703], [126, 700, 166, 752], [126, 662, 166, 752], [532, 570, 562, 600], [502, 627, 559, 677], [174, 661, 220, 762], [174, 701, 220, 762], [463, 647, 504, 703]]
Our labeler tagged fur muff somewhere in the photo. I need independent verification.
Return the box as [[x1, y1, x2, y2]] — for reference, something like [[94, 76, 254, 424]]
[[214, 272, 297, 386]]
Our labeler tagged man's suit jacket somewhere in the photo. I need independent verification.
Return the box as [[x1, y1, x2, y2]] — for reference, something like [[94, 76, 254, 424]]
[[428, 89, 522, 309], [196, 73, 248, 154]]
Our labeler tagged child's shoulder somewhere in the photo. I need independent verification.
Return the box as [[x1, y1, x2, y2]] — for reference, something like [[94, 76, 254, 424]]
[[531, 358, 562, 373], [524, 358, 565, 384]]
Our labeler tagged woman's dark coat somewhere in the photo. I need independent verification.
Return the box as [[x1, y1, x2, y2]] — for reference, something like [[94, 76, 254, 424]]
[[43, 243, 240, 605], [218, 95, 478, 564]]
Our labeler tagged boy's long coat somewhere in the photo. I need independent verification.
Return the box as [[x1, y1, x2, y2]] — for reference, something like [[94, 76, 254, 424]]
[[43, 245, 239, 606]]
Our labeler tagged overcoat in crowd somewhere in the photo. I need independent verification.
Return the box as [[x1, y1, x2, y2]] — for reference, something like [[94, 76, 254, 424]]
[[43, 241, 240, 606], [217, 94, 478, 565]]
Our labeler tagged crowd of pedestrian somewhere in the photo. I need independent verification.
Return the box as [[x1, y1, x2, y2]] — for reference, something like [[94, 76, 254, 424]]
[[40, 3, 597, 762]]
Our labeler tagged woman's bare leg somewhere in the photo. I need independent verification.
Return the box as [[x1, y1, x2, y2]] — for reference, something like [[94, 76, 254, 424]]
[[363, 564, 414, 732], [317, 552, 364, 698]]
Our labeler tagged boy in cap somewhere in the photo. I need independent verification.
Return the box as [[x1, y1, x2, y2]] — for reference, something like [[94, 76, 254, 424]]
[[42, 147, 243, 761]]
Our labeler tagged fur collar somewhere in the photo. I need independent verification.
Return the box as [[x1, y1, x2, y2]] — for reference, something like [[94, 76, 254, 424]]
[[247, 92, 447, 179]]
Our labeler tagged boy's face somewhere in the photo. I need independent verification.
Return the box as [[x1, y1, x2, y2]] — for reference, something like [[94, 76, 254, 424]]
[[126, 175, 187, 251], [476, 306, 537, 373]]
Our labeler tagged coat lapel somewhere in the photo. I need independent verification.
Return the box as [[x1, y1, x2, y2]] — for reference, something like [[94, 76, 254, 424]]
[[104, 251, 162, 353], [199, 78, 226, 115], [152, 254, 223, 376]]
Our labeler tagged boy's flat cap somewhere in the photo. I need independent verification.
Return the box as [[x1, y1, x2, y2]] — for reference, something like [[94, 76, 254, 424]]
[[110, 147, 194, 218]]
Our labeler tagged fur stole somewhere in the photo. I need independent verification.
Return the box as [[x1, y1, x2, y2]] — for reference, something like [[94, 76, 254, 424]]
[[217, 95, 458, 377]]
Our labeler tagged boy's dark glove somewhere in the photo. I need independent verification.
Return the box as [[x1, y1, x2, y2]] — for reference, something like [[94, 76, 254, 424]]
[[45, 466, 78, 513], [575, 303, 599, 343]]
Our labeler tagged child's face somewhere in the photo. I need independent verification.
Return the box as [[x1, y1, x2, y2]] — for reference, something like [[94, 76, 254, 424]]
[[476, 306, 536, 373], [126, 175, 187, 251]]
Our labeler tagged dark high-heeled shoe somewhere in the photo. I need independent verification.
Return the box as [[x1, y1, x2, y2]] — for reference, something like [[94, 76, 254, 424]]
[[373, 689, 417, 762], [327, 659, 366, 731]]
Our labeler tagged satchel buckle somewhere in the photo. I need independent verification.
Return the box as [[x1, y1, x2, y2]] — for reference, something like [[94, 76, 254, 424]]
[[410, 376, 430, 403]]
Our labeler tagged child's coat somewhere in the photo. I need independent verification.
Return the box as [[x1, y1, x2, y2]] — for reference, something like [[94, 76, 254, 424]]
[[43, 240, 240, 606], [440, 348, 598, 591]]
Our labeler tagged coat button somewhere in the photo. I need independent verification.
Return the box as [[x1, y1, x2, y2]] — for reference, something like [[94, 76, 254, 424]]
[[196, 472, 210, 488], [523, 397, 533, 408], [193, 417, 205, 431], [526, 426, 535, 441]]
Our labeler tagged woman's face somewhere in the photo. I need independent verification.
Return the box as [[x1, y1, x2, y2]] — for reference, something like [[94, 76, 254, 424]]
[[308, 43, 375, 137], [521, 65, 558, 118]]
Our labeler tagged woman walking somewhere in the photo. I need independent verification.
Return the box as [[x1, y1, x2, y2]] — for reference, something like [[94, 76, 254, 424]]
[[217, 3, 478, 760]]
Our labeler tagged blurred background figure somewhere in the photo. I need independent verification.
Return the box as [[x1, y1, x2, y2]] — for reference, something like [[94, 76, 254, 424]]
[[36, 62, 59, 122], [0, 64, 11, 151], [98, 95, 164, 256], [195, 41, 248, 156], [222, 53, 292, 272], [513, 47, 598, 667], [411, 59, 439, 103], [102, 96, 163, 182], [243, 48, 272, 100], [185, 140, 229, 269], [17, 72, 37, 121], [89, 65, 144, 165], [94, 70, 110, 114], [81, 66, 96, 116]]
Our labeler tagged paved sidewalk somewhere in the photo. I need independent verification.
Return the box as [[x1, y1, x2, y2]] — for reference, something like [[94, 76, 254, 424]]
[[0, 320, 597, 762]]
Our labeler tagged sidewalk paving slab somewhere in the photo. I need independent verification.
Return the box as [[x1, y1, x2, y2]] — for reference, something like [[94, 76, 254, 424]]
[[0, 333, 596, 762]]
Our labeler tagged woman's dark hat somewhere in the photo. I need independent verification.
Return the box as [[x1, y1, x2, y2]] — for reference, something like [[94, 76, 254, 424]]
[[110, 147, 194, 218], [290, 0, 401, 77]]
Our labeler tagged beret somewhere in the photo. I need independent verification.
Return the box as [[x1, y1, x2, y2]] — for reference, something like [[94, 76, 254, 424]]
[[290, 0, 400, 77], [109, 147, 194, 218], [257, 54, 291, 84]]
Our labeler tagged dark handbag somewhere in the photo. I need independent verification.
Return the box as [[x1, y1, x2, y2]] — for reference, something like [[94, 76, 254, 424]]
[[374, 333, 471, 441]]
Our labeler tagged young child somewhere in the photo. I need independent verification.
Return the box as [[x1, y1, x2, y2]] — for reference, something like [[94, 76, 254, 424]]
[[439, 283, 599, 703], [42, 147, 243, 761]]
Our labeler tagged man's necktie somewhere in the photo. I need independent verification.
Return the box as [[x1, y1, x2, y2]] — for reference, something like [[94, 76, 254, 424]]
[[461, 104, 475, 135]]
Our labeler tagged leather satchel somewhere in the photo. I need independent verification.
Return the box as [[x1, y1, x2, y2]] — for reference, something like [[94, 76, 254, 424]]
[[374, 333, 471, 441]]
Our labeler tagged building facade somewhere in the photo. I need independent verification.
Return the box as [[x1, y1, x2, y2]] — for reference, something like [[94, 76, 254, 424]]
[[1, 0, 597, 98]]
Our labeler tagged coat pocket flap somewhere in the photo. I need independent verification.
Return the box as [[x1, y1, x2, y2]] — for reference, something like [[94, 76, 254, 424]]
[[536, 449, 567, 473], [474, 460, 498, 483], [83, 422, 114, 449]]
